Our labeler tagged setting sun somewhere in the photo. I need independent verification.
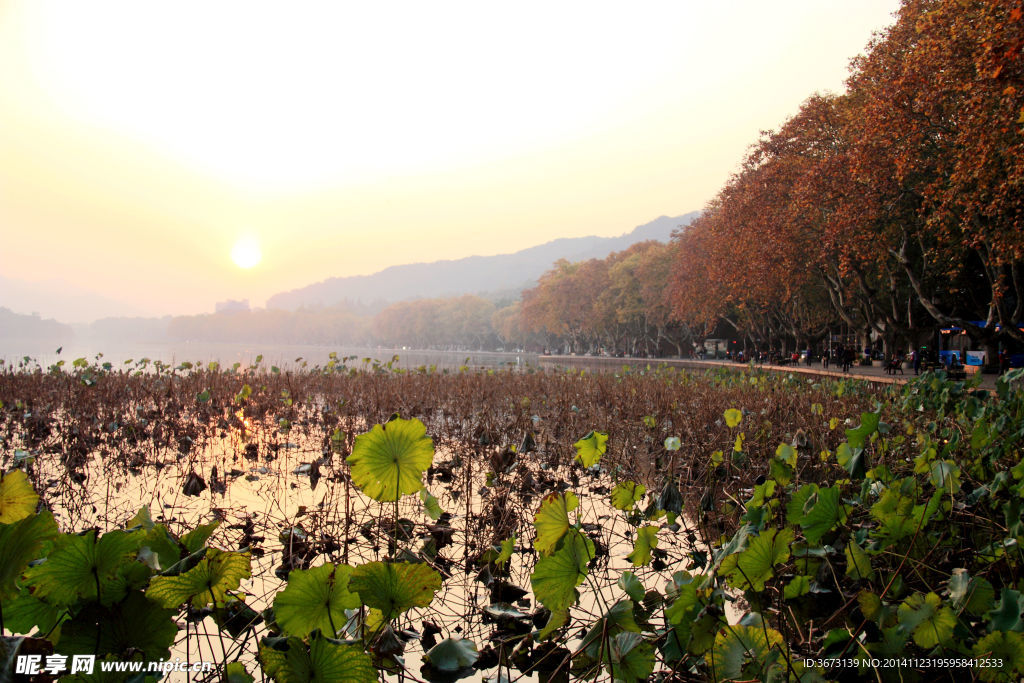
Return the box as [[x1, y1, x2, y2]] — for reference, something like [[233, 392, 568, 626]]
[[230, 236, 262, 269]]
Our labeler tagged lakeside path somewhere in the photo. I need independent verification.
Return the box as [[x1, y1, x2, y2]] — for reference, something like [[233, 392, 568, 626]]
[[538, 355, 1001, 391]]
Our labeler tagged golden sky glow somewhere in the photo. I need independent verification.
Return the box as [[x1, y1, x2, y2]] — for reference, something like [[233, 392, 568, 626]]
[[0, 1, 900, 321]]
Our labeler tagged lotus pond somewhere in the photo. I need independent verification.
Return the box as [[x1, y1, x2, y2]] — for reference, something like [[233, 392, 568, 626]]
[[1, 355, 1023, 681]]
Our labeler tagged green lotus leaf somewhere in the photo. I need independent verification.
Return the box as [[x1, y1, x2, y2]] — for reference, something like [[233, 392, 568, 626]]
[[724, 409, 743, 428], [799, 484, 845, 545], [573, 431, 608, 468], [534, 491, 579, 556], [973, 631, 1024, 682], [947, 569, 995, 616], [214, 597, 263, 639], [226, 662, 255, 683], [716, 524, 752, 562], [662, 624, 689, 665], [56, 590, 178, 661], [537, 607, 568, 641], [349, 561, 441, 620], [273, 563, 360, 638], [706, 624, 785, 682], [610, 481, 645, 511], [720, 527, 793, 591], [180, 520, 221, 554], [783, 575, 811, 600], [347, 417, 434, 502], [27, 528, 145, 606], [769, 458, 794, 487], [0, 469, 38, 524], [775, 443, 797, 467], [147, 548, 251, 609], [420, 488, 444, 521], [930, 460, 961, 493], [786, 484, 818, 525], [987, 589, 1024, 632], [496, 535, 515, 569], [424, 637, 478, 672], [688, 610, 725, 658], [259, 634, 376, 683], [602, 631, 655, 683], [1, 589, 62, 636], [898, 591, 955, 649], [618, 571, 645, 602], [845, 411, 880, 450], [664, 573, 718, 656], [858, 591, 885, 622], [582, 600, 641, 658], [747, 479, 776, 510], [627, 525, 659, 567], [844, 540, 874, 581], [531, 529, 594, 611], [138, 524, 182, 572], [836, 441, 868, 479], [869, 487, 917, 545], [0, 509, 57, 601], [665, 578, 700, 626], [124, 506, 155, 531]]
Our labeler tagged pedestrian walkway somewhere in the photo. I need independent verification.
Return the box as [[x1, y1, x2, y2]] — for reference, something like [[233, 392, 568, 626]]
[[538, 355, 1001, 390]]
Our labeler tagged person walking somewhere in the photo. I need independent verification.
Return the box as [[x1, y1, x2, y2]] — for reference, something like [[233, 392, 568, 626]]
[[912, 348, 920, 375]]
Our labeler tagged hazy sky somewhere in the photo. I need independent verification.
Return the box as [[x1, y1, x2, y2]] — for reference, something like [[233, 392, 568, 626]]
[[0, 1, 900, 322]]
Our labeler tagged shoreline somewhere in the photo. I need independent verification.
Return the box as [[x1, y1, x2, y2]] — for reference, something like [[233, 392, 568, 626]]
[[537, 354, 1001, 389]]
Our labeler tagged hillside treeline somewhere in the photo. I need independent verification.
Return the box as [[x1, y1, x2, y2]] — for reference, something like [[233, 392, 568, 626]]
[[166, 297, 537, 351]]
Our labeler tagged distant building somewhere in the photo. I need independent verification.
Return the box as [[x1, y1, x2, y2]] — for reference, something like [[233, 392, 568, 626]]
[[215, 299, 250, 314]]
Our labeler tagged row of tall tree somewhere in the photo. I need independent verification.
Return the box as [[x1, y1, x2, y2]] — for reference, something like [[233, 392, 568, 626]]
[[518, 0, 1023, 361], [519, 241, 694, 356], [668, 0, 1023, 360]]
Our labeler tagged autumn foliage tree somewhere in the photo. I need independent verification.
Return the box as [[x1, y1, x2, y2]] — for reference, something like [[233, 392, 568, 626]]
[[520, 242, 695, 356], [847, 0, 1024, 354], [666, 0, 1024, 359]]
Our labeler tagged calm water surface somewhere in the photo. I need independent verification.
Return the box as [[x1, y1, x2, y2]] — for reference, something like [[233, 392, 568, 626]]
[[0, 340, 537, 371]]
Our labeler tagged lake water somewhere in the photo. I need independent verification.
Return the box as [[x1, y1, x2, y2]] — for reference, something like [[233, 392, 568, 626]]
[[0, 340, 537, 371], [19, 409, 694, 682]]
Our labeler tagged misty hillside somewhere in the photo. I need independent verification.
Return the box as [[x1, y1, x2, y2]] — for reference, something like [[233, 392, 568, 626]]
[[0, 307, 74, 341], [267, 212, 699, 310], [0, 276, 144, 324]]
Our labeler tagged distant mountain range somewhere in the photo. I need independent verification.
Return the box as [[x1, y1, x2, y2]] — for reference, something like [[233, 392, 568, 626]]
[[0, 307, 73, 342], [0, 275, 144, 325], [267, 212, 699, 310]]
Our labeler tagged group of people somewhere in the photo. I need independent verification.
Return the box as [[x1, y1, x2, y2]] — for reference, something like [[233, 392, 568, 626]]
[[716, 342, 1019, 377], [726, 347, 857, 372], [821, 346, 855, 372]]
